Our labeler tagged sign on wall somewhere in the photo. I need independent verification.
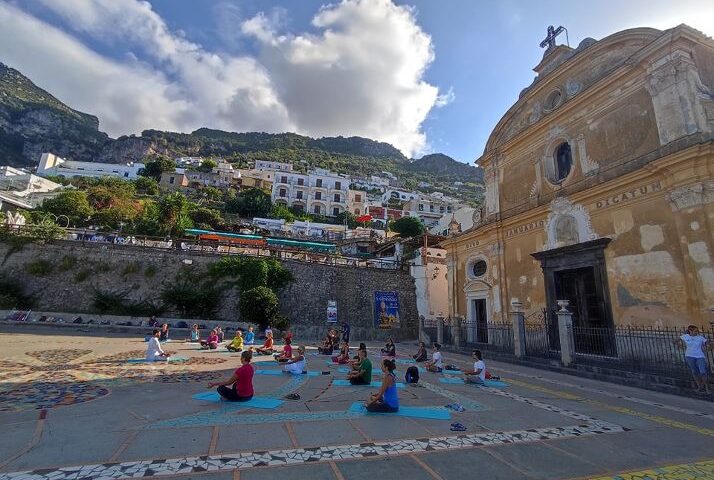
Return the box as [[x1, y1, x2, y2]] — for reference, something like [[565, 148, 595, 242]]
[[327, 300, 337, 323], [374, 291, 400, 329]]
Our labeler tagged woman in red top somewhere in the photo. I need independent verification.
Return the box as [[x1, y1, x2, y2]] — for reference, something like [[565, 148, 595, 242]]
[[209, 350, 254, 402], [255, 331, 275, 355], [274, 337, 293, 363]]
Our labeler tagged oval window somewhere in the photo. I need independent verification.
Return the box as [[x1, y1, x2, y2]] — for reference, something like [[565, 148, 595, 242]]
[[545, 89, 562, 111], [553, 142, 572, 182], [472, 260, 487, 278]]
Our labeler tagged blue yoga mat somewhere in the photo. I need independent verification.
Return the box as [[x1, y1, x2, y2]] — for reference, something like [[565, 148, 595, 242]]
[[127, 356, 188, 363], [439, 377, 508, 388], [348, 402, 450, 420], [395, 359, 416, 365], [255, 369, 320, 377], [192, 392, 284, 408], [332, 379, 405, 389]]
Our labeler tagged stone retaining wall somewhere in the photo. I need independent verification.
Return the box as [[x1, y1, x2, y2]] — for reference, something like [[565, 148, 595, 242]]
[[0, 241, 418, 340]]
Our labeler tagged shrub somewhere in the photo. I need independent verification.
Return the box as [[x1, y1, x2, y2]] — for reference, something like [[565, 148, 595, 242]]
[[144, 265, 158, 278], [0, 277, 34, 309], [122, 262, 141, 276], [161, 276, 224, 318], [94, 262, 113, 273], [74, 269, 91, 283], [239, 286, 280, 330], [92, 289, 164, 316], [26, 259, 54, 276], [58, 255, 77, 272]]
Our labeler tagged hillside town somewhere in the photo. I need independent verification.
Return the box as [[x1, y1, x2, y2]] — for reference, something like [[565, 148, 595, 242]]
[[0, 2, 713, 479]]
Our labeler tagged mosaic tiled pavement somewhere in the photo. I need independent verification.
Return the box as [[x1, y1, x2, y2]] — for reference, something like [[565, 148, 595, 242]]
[[0, 325, 713, 480]]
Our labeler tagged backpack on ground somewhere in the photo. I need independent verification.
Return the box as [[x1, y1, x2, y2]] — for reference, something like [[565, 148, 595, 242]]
[[405, 365, 420, 384]]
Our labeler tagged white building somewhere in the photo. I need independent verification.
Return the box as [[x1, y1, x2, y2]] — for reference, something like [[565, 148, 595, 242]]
[[255, 160, 293, 172], [429, 206, 476, 236], [0, 166, 64, 210], [38, 153, 144, 180], [272, 168, 355, 217], [175, 157, 204, 167]]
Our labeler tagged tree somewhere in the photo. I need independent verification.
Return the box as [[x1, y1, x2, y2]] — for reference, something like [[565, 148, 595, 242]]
[[226, 188, 272, 218], [199, 159, 218, 172], [141, 156, 176, 180], [189, 207, 224, 230], [239, 286, 279, 329], [269, 203, 295, 222], [40, 190, 93, 227], [158, 192, 193, 236], [391, 216, 425, 238], [335, 211, 358, 228], [134, 177, 159, 195], [200, 186, 223, 202]]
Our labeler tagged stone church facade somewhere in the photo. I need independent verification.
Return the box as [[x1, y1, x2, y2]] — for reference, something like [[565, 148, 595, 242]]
[[442, 25, 714, 331]]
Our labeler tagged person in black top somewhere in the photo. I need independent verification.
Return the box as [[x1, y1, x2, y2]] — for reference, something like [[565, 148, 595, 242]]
[[413, 341, 427, 362], [381, 337, 395, 357]]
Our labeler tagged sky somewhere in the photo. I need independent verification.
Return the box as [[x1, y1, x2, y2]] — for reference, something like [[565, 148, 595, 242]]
[[1, 0, 713, 164]]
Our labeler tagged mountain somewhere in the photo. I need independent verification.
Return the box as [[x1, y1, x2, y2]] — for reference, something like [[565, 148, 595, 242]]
[[406, 153, 483, 183], [0, 62, 483, 204], [0, 63, 109, 166]]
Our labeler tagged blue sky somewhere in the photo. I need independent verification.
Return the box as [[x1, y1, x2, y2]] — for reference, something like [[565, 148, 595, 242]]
[[1, 0, 713, 163]]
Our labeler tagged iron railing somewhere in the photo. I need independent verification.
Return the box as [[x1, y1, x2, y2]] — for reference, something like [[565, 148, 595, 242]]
[[573, 324, 714, 379], [523, 309, 561, 359], [0, 225, 403, 271], [422, 318, 438, 344], [459, 321, 514, 354]]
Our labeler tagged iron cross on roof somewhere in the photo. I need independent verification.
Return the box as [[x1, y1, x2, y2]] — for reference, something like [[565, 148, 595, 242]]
[[540, 25, 565, 49]]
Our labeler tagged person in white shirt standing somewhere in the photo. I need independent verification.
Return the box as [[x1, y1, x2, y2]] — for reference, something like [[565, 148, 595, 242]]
[[464, 350, 486, 384], [675, 325, 711, 393], [146, 329, 170, 361], [425, 343, 443, 372]]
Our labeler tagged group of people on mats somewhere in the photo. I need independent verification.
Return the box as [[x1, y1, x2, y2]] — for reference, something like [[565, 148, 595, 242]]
[[146, 322, 489, 413]]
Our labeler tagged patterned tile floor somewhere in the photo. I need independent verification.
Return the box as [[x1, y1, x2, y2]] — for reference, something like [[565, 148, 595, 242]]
[[0, 422, 627, 480], [1, 333, 713, 480]]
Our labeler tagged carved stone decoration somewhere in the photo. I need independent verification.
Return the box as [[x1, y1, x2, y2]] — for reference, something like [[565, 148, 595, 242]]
[[565, 79, 582, 97], [575, 133, 599, 175], [544, 196, 597, 249], [669, 181, 714, 211], [484, 162, 500, 216], [528, 102, 542, 124], [472, 208, 483, 227], [645, 50, 709, 145]]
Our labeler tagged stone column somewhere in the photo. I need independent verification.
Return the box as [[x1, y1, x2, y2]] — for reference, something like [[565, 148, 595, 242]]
[[437, 316, 444, 345], [452, 315, 462, 349], [418, 315, 425, 343], [556, 300, 575, 367], [510, 299, 526, 358]]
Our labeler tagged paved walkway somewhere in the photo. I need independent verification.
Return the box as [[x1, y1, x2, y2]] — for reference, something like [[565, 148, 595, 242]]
[[0, 325, 712, 479]]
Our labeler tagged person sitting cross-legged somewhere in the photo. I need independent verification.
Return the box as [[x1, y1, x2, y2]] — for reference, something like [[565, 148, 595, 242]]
[[348, 349, 372, 385], [366, 358, 399, 413], [208, 350, 254, 402], [464, 349, 486, 384], [332, 341, 350, 364], [283, 345, 307, 375], [425, 343, 443, 372], [274, 337, 293, 363], [146, 329, 171, 361], [226, 329, 244, 352], [254, 331, 275, 355], [200, 329, 219, 350], [413, 341, 427, 362], [381, 337, 396, 357]]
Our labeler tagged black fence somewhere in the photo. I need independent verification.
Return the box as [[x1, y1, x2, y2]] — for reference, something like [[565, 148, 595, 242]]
[[523, 309, 561, 360], [572, 324, 714, 379], [459, 321, 514, 354]]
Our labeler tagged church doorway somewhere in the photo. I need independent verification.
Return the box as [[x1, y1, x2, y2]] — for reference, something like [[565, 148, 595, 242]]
[[532, 238, 616, 356], [469, 298, 489, 343]]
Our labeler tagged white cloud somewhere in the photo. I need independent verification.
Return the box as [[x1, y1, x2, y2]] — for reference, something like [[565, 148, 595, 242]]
[[0, 0, 450, 157]]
